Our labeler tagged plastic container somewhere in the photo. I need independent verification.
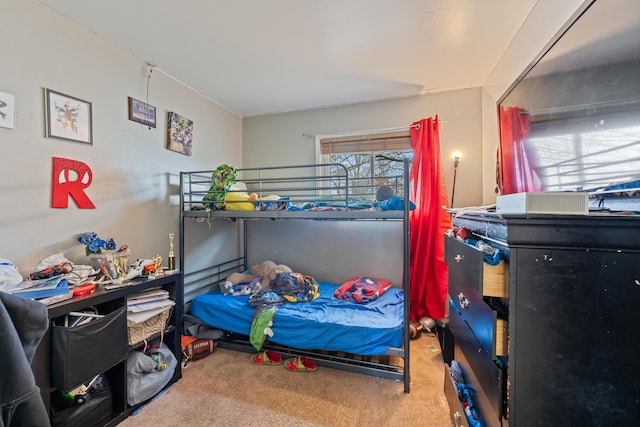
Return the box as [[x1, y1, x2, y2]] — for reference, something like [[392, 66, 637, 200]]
[[89, 249, 130, 280]]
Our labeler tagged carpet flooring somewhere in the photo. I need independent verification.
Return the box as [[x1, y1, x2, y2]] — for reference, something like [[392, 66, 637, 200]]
[[117, 333, 452, 427]]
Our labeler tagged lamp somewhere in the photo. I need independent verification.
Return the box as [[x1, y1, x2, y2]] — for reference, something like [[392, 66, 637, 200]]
[[451, 151, 461, 207]]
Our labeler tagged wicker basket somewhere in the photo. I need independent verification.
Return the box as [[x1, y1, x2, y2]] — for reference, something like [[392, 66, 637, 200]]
[[127, 307, 172, 347]]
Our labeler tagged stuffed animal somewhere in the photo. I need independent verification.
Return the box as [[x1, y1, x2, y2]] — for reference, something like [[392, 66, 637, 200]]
[[202, 164, 238, 210], [250, 260, 292, 287], [220, 272, 253, 295], [224, 272, 255, 287], [374, 184, 416, 211], [222, 260, 293, 295], [224, 184, 258, 211], [376, 185, 395, 202], [221, 277, 263, 296]]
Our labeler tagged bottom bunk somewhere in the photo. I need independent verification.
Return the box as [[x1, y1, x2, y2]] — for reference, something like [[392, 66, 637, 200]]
[[183, 259, 410, 392]]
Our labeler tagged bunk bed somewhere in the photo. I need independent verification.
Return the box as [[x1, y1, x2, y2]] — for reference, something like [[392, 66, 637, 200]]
[[179, 161, 412, 392]]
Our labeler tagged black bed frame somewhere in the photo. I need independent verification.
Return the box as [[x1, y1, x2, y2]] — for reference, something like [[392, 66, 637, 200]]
[[179, 161, 411, 392]]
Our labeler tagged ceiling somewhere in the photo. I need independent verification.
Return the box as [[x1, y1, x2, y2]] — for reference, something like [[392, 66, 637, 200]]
[[39, 0, 538, 118]]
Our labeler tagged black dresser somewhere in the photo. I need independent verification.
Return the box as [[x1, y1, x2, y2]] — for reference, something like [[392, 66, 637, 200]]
[[444, 212, 640, 427]]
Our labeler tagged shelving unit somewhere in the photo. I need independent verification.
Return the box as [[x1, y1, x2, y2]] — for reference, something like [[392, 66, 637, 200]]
[[31, 273, 183, 427]]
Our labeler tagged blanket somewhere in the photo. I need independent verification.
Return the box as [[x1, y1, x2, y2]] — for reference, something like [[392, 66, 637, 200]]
[[247, 272, 319, 350]]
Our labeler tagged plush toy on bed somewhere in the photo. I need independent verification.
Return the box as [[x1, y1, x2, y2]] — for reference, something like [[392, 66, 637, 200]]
[[374, 185, 416, 211], [221, 260, 293, 295], [376, 185, 396, 203], [202, 164, 238, 210], [224, 183, 259, 211], [251, 260, 293, 287]]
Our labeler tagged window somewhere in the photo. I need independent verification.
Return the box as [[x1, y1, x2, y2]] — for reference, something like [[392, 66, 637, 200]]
[[319, 131, 413, 198]]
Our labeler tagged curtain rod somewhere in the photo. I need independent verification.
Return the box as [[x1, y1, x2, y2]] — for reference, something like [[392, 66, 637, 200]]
[[303, 120, 446, 138]]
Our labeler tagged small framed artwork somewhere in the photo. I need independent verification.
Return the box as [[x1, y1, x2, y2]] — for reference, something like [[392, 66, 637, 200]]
[[0, 90, 15, 129], [127, 96, 156, 127], [45, 88, 93, 144], [167, 111, 193, 156]]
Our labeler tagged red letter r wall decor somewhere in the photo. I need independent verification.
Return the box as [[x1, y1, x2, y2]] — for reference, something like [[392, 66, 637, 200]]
[[51, 157, 96, 209]]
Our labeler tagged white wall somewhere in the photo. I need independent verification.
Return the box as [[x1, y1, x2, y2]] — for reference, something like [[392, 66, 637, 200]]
[[1, 0, 590, 277], [242, 91, 484, 284], [242, 2, 589, 209], [0, 0, 242, 275], [243, 88, 484, 209]]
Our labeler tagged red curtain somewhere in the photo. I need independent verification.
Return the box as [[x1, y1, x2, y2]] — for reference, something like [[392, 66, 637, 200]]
[[499, 106, 543, 194], [409, 116, 451, 321]]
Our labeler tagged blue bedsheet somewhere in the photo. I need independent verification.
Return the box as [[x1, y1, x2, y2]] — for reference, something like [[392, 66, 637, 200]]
[[190, 282, 404, 355]]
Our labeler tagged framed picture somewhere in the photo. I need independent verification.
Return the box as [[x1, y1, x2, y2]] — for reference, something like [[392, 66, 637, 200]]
[[167, 111, 193, 156], [128, 96, 156, 127], [45, 88, 93, 144], [0, 90, 15, 129]]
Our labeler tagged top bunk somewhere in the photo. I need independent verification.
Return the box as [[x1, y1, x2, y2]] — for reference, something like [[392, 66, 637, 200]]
[[180, 160, 412, 221]]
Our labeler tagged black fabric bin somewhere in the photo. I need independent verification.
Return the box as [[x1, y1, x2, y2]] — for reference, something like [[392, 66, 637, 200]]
[[50, 375, 113, 427], [51, 305, 128, 391]]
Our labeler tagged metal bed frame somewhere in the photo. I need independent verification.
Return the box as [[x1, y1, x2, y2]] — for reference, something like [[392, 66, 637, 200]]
[[179, 160, 411, 392]]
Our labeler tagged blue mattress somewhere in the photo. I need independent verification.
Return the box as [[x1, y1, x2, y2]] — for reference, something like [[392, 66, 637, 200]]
[[190, 282, 404, 355]]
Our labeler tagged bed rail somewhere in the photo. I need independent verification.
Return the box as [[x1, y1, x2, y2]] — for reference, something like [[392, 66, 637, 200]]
[[182, 257, 245, 312], [180, 162, 406, 213]]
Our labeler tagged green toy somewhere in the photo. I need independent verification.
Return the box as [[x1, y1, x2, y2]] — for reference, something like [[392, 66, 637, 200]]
[[202, 164, 238, 210]]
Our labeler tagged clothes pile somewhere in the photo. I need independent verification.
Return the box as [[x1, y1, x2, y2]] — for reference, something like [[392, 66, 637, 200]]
[[247, 271, 319, 350]]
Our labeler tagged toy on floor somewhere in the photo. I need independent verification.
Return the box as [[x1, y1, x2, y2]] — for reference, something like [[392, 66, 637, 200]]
[[409, 320, 423, 339]]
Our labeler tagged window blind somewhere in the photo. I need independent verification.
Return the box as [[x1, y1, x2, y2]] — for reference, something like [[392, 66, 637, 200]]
[[320, 130, 412, 154]]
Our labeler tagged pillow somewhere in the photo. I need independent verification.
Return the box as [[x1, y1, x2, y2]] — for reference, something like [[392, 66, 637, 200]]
[[333, 277, 393, 303]]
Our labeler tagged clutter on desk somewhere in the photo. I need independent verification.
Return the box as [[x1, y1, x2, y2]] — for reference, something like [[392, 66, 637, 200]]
[[0, 254, 93, 305], [8, 276, 70, 299], [76, 232, 117, 256], [32, 252, 93, 285], [1, 231, 173, 306], [0, 253, 92, 302], [78, 232, 138, 283], [127, 289, 175, 324], [89, 250, 129, 281], [0, 258, 24, 290], [126, 288, 175, 347]]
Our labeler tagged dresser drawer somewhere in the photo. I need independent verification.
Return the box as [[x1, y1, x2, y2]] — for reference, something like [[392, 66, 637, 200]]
[[449, 289, 507, 358], [445, 235, 508, 298], [446, 236, 508, 358], [444, 364, 470, 427], [449, 302, 507, 426]]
